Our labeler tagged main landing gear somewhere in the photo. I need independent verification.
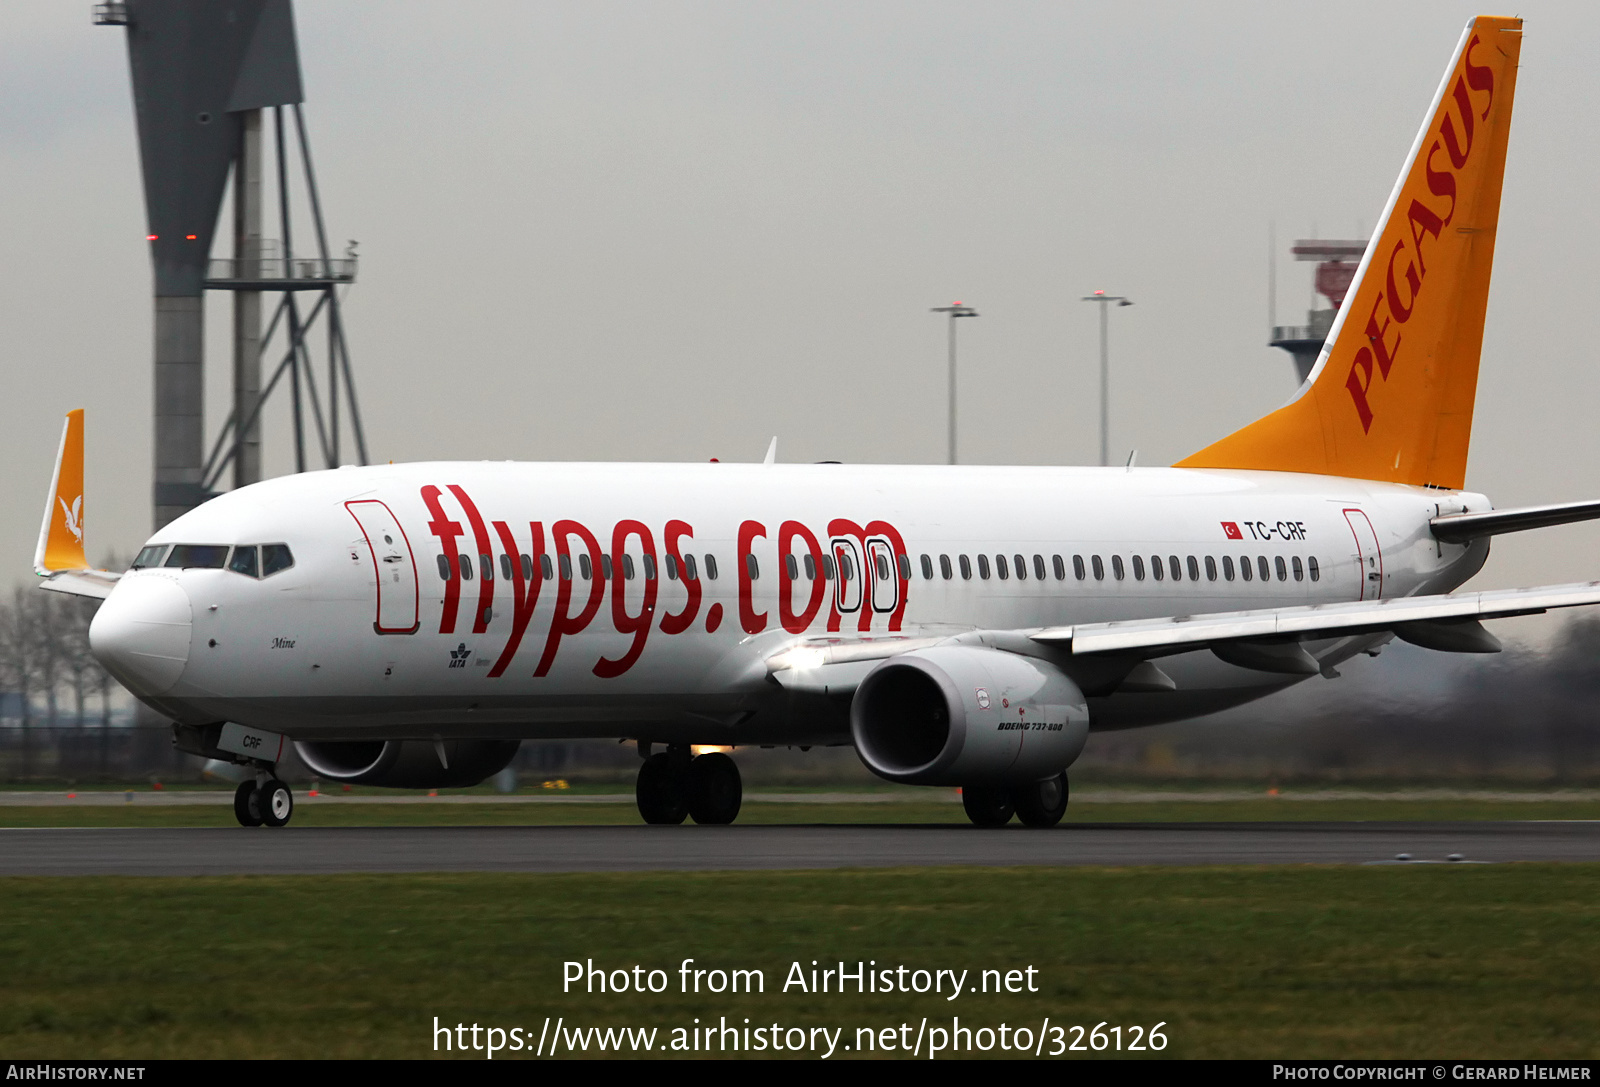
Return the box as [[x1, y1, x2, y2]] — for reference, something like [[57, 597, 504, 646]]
[[961, 772, 1069, 829], [635, 743, 742, 825], [234, 774, 295, 828]]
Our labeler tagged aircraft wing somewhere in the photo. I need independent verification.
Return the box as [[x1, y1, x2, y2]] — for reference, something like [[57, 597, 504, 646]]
[[766, 581, 1600, 687]]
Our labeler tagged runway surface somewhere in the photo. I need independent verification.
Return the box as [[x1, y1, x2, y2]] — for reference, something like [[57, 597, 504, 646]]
[[4, 821, 1600, 876]]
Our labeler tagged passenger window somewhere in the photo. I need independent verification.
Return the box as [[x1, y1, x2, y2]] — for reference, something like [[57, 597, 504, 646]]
[[978, 554, 990, 580], [1222, 555, 1235, 581], [229, 546, 260, 578], [642, 554, 655, 580], [1014, 554, 1027, 581], [875, 554, 890, 580], [804, 554, 817, 580], [600, 555, 613, 580], [132, 545, 168, 570], [1205, 555, 1217, 581], [623, 555, 637, 581], [1292, 556, 1303, 582], [1258, 556, 1270, 581], [541, 554, 555, 581], [459, 554, 475, 581], [665, 554, 679, 580], [261, 544, 294, 576], [841, 555, 855, 581], [995, 555, 1008, 580], [704, 555, 718, 580], [1053, 555, 1066, 580], [1187, 556, 1200, 581], [921, 554, 934, 580], [521, 554, 534, 580], [1309, 556, 1320, 582], [685, 553, 699, 580], [1151, 554, 1163, 581], [1092, 555, 1104, 581], [1073, 555, 1085, 581], [1239, 555, 1252, 581], [786, 554, 800, 580], [500, 554, 512, 581], [898, 554, 913, 580], [960, 555, 972, 580], [1169, 555, 1181, 581], [940, 554, 954, 580], [1275, 556, 1288, 581], [1132, 555, 1145, 581], [436, 554, 452, 582], [819, 555, 834, 580], [745, 554, 760, 580], [1112, 555, 1125, 581], [579, 554, 592, 580], [479, 554, 493, 581], [1034, 555, 1046, 581], [166, 544, 230, 569], [559, 554, 572, 581]]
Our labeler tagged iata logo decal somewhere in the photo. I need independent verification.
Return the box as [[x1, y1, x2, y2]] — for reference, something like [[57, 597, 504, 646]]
[[1221, 521, 1243, 540], [1345, 34, 1495, 433], [448, 643, 471, 669]]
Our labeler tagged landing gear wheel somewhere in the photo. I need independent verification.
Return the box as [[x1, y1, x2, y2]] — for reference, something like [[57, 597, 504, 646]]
[[636, 753, 688, 825], [233, 780, 263, 827], [961, 785, 1015, 828], [687, 752, 742, 825], [258, 779, 294, 828], [1012, 772, 1069, 828]]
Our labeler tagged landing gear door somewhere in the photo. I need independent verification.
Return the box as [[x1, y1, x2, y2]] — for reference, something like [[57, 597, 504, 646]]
[[1342, 508, 1384, 601], [346, 500, 421, 634]]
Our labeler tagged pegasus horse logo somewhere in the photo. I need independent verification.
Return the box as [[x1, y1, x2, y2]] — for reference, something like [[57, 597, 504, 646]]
[[59, 495, 83, 545]]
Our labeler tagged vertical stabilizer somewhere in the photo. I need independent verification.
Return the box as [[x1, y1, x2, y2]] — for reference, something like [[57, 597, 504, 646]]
[[1178, 17, 1523, 489]]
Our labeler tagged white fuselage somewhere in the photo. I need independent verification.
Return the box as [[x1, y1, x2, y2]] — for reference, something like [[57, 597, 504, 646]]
[[89, 462, 1491, 745]]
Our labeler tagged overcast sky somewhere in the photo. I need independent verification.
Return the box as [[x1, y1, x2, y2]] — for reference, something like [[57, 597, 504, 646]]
[[4, 1, 1600, 644]]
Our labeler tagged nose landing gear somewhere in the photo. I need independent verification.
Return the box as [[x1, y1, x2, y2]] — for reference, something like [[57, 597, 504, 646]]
[[635, 744, 743, 825], [233, 773, 295, 828]]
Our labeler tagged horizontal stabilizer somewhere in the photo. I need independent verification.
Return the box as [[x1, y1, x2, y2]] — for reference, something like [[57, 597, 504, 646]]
[[1431, 499, 1600, 542]]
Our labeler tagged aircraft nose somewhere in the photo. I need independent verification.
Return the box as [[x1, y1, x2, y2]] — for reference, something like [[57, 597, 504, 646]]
[[89, 575, 193, 696]]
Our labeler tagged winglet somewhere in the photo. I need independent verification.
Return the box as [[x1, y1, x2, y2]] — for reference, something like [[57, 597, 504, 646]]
[[34, 409, 88, 576]]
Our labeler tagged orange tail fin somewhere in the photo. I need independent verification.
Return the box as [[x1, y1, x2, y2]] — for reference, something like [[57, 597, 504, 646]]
[[34, 409, 87, 575], [1178, 16, 1523, 489]]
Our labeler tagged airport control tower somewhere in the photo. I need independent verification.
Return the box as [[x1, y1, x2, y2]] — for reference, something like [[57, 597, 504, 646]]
[[1269, 239, 1365, 386], [95, 0, 366, 529]]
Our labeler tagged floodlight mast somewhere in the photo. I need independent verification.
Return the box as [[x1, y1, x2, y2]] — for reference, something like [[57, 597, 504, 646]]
[[930, 303, 979, 465], [1081, 290, 1133, 467]]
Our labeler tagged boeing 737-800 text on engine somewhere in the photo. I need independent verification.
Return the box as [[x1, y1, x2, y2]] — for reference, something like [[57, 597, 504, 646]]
[[37, 16, 1600, 827]]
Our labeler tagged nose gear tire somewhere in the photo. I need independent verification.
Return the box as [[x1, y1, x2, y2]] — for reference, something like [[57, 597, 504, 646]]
[[233, 780, 263, 827]]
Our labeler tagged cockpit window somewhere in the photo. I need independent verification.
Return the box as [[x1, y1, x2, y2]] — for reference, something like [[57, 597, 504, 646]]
[[261, 544, 295, 577], [131, 545, 168, 570], [228, 546, 260, 578], [164, 545, 229, 569]]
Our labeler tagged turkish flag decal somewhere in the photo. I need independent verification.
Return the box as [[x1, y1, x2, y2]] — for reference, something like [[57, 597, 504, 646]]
[[1221, 521, 1243, 540]]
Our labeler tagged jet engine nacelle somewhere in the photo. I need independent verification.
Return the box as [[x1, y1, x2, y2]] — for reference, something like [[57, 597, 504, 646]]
[[851, 647, 1089, 786], [295, 739, 520, 789]]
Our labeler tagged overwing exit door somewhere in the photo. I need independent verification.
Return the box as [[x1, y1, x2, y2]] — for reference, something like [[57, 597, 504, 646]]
[[1342, 508, 1384, 601], [346, 500, 421, 634]]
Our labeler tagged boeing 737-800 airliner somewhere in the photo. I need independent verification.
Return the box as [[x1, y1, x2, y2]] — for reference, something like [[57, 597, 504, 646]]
[[36, 16, 1600, 829]]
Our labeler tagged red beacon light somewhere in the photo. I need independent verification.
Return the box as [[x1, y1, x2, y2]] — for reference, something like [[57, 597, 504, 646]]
[[146, 234, 158, 241], [185, 234, 197, 240]]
